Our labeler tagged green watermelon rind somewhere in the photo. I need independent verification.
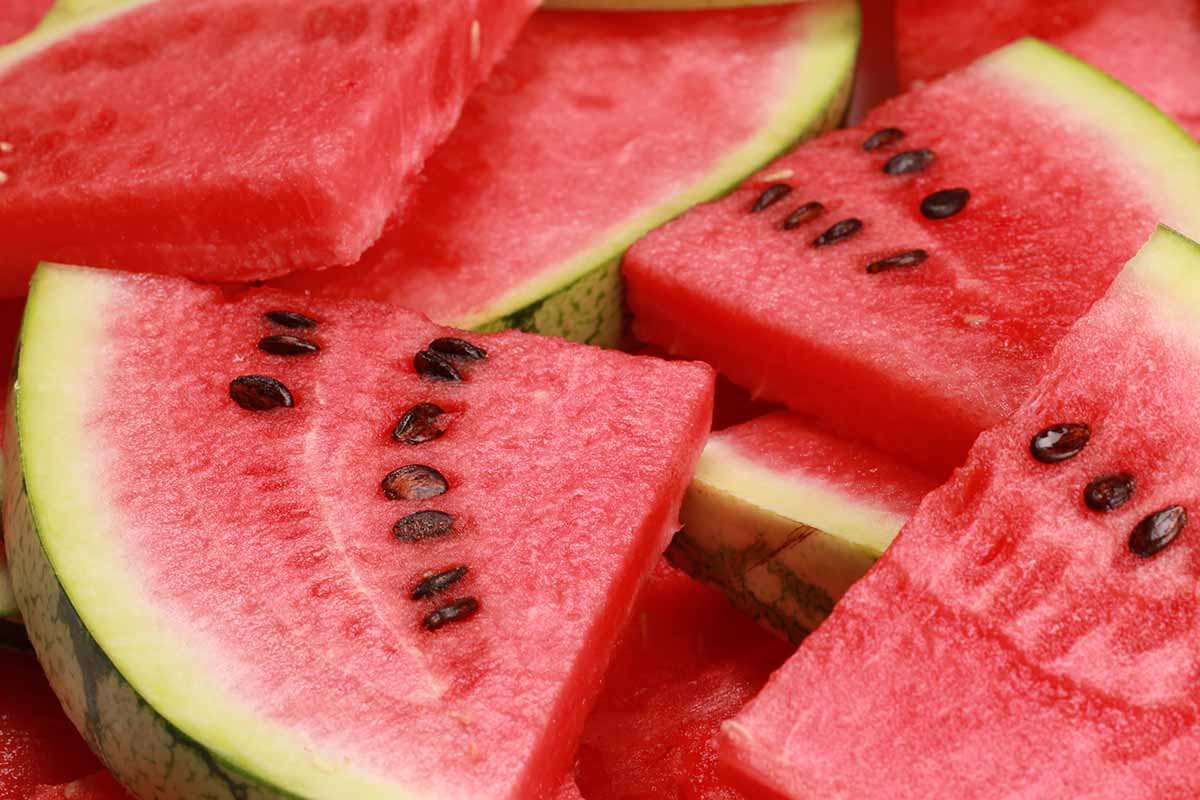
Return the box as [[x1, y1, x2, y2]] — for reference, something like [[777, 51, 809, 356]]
[[449, 0, 862, 342]]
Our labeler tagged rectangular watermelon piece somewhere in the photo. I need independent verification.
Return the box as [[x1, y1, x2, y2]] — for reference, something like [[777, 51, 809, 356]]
[[723, 226, 1200, 799], [624, 38, 1200, 476], [0, 0, 536, 292]]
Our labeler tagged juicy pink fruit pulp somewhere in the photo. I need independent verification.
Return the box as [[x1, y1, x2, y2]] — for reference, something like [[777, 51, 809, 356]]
[[0, 0, 535, 293], [81, 271, 712, 798], [574, 561, 793, 800], [894, 0, 1200, 139], [0, 0, 52, 43], [625, 52, 1183, 476], [724, 231, 1200, 798], [276, 3, 824, 327]]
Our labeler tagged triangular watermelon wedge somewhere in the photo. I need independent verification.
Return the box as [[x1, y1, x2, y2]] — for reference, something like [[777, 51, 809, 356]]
[[5, 264, 713, 799], [724, 225, 1200, 798]]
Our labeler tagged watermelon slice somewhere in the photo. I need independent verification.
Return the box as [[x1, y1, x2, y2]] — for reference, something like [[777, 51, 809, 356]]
[[624, 38, 1200, 476], [0, 298, 23, 616], [670, 411, 937, 642], [0, 0, 536, 293], [4, 264, 713, 799], [894, 0, 1200, 140], [276, 2, 860, 346], [723, 226, 1200, 798]]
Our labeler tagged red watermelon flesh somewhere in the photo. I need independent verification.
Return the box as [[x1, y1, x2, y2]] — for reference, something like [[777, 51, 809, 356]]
[[574, 560, 793, 800], [0, 0, 51, 43], [0, 0, 536, 293], [275, 2, 857, 333], [32, 773, 131, 800], [8, 263, 713, 799], [723, 227, 1200, 799], [624, 38, 1200, 476], [894, 0, 1200, 140]]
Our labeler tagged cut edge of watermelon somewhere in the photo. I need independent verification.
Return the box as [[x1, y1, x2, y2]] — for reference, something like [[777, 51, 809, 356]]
[[0, 559, 14, 618], [450, 0, 862, 332], [8, 264, 405, 799], [0, 0, 149, 73]]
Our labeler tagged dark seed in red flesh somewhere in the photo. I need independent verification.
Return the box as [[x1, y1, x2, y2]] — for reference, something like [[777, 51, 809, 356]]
[[863, 127, 905, 151], [867, 249, 929, 274], [813, 218, 863, 247], [393, 510, 455, 542], [883, 148, 935, 175], [1030, 423, 1090, 463], [782, 201, 825, 230], [750, 183, 792, 213], [264, 310, 317, 329], [1129, 505, 1187, 558], [258, 335, 320, 356], [429, 337, 487, 361], [423, 597, 480, 631], [1084, 473, 1136, 512], [411, 566, 469, 600], [921, 188, 970, 220], [393, 403, 448, 445], [382, 464, 449, 501], [414, 350, 462, 382], [229, 375, 293, 411]]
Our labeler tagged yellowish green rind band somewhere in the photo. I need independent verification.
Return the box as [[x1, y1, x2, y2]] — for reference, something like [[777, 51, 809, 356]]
[[1125, 226, 1200, 320], [8, 265, 414, 800], [452, 0, 861, 334]]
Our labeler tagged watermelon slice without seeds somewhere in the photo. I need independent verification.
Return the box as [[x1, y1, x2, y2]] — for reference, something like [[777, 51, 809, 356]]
[[4, 265, 713, 799], [669, 411, 938, 643], [276, 2, 861, 346], [894, 0, 1200, 140], [624, 38, 1200, 477], [0, 0, 536, 293], [723, 226, 1200, 799]]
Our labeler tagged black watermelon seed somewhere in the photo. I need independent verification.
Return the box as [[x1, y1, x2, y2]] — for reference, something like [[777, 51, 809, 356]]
[[1029, 423, 1090, 463], [921, 188, 970, 220], [813, 218, 863, 247], [883, 148, 935, 175], [229, 375, 293, 411], [782, 201, 826, 230], [414, 350, 462, 382], [867, 249, 929, 274], [382, 464, 449, 501], [429, 337, 487, 361], [393, 403, 448, 445], [863, 127, 905, 151], [1084, 472, 1136, 512], [411, 565, 469, 600], [264, 310, 317, 329], [423, 597, 480, 631], [258, 335, 321, 356], [1129, 505, 1187, 558], [393, 510, 455, 542], [750, 183, 792, 213]]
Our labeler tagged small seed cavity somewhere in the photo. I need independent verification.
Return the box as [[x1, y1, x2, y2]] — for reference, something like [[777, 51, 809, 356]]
[[0, 171, 8, 185], [883, 148, 935, 175], [412, 565, 469, 600], [229, 375, 293, 411], [414, 350, 462, 382], [394, 510, 455, 542], [1129, 505, 1186, 558], [1084, 472, 1136, 512], [813, 218, 863, 247], [867, 249, 928, 274], [0, 142, 13, 153], [393, 403, 448, 444], [782, 201, 825, 230], [423, 597, 479, 631], [258, 335, 320, 356], [430, 337, 487, 361], [863, 127, 905, 151], [382, 464, 449, 501], [264, 310, 318, 329], [921, 188, 970, 220], [1030, 423, 1090, 463], [750, 183, 792, 213]]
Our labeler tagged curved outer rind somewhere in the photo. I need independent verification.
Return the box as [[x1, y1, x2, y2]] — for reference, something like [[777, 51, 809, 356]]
[[451, 0, 861, 342]]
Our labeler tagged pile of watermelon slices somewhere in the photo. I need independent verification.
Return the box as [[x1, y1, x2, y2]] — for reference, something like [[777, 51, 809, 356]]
[[3, 0, 1200, 798]]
